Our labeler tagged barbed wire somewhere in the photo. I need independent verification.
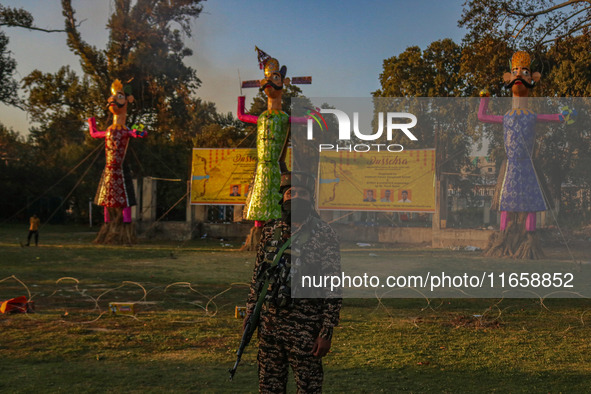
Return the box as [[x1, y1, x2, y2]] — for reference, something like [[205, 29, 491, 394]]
[[3, 274, 591, 332], [0, 275, 250, 324]]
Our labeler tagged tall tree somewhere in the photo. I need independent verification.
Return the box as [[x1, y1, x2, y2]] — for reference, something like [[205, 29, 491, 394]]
[[59, 0, 204, 142]]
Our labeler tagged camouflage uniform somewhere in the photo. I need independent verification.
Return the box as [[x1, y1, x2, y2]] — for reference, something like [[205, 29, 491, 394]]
[[246, 216, 341, 393]]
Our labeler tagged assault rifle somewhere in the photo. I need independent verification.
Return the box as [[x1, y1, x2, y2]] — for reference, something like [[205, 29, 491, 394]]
[[229, 237, 292, 380]]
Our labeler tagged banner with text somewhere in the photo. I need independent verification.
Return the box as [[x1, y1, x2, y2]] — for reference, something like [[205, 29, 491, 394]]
[[190, 148, 291, 205], [317, 149, 436, 212]]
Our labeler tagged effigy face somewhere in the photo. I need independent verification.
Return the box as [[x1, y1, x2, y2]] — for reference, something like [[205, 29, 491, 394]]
[[108, 79, 134, 116]]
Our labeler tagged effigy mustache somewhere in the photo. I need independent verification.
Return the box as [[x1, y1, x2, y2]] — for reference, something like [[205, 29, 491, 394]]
[[504, 77, 535, 89], [260, 81, 283, 92], [106, 101, 126, 109]]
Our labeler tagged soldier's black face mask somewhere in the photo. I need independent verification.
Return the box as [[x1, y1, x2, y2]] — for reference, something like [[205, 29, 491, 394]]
[[281, 198, 312, 223]]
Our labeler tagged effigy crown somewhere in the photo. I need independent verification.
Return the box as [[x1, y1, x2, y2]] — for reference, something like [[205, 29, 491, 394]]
[[111, 78, 133, 96], [111, 79, 124, 95], [510, 51, 531, 70], [256, 46, 286, 79]]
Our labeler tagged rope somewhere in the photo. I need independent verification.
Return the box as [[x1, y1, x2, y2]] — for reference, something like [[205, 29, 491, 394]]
[[518, 115, 577, 262], [142, 190, 189, 234], [40, 147, 102, 230]]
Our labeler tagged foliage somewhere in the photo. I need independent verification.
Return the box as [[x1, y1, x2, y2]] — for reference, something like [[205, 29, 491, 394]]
[[0, 31, 16, 106], [0, 2, 72, 107], [0, 124, 30, 219], [375, 39, 469, 97], [0, 4, 34, 28], [459, 0, 591, 48], [247, 84, 306, 116], [373, 39, 474, 182], [0, 4, 22, 107], [1, 3, 67, 33], [192, 110, 253, 148]]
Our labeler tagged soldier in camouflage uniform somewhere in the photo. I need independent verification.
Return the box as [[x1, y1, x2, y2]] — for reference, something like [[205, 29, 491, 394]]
[[245, 171, 342, 393]]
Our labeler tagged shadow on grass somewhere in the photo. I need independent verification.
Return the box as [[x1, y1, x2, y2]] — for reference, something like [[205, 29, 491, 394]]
[[2, 357, 589, 393]]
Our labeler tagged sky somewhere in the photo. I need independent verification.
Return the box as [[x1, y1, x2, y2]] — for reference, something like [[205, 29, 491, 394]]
[[0, 0, 467, 135]]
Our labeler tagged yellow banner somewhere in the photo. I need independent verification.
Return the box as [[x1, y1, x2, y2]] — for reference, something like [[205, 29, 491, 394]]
[[318, 149, 436, 212], [190, 148, 291, 205]]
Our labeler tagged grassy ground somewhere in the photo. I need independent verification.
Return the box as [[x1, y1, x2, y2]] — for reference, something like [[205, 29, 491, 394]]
[[1, 224, 591, 393]]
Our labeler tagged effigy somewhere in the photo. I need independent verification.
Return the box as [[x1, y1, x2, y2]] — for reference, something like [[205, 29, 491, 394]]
[[88, 79, 146, 244], [237, 47, 310, 224], [478, 51, 569, 258]]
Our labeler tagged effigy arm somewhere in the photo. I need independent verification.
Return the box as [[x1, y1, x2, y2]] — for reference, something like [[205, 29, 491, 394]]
[[88, 117, 106, 138], [237, 96, 258, 124], [537, 113, 563, 123], [478, 97, 503, 124], [289, 115, 309, 124]]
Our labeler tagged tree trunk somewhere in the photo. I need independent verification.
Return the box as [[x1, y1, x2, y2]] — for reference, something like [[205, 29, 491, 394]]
[[240, 225, 262, 252], [93, 207, 137, 245], [484, 212, 544, 259]]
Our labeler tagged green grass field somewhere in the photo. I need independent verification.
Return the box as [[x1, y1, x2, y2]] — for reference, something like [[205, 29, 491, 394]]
[[2, 224, 591, 393]]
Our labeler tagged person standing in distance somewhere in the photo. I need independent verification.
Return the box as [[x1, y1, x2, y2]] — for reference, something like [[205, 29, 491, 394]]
[[26, 214, 40, 246]]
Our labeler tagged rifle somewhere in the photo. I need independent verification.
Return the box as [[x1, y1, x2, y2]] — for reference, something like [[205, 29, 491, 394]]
[[229, 236, 292, 380]]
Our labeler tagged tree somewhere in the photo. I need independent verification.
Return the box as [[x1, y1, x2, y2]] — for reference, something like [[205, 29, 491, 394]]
[[0, 30, 17, 107], [375, 39, 470, 98], [1, 3, 79, 107], [192, 115, 252, 148], [0, 4, 100, 223], [59, 0, 204, 143], [0, 4, 28, 107], [373, 39, 474, 178], [1, 4, 71, 33], [459, 0, 591, 48], [0, 124, 30, 219]]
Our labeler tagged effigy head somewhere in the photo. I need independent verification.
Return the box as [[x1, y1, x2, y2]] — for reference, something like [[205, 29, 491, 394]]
[[255, 46, 290, 99], [503, 51, 541, 97], [108, 79, 135, 115]]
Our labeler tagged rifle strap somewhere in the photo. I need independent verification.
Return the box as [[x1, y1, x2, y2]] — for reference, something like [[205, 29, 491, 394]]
[[253, 236, 293, 314]]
